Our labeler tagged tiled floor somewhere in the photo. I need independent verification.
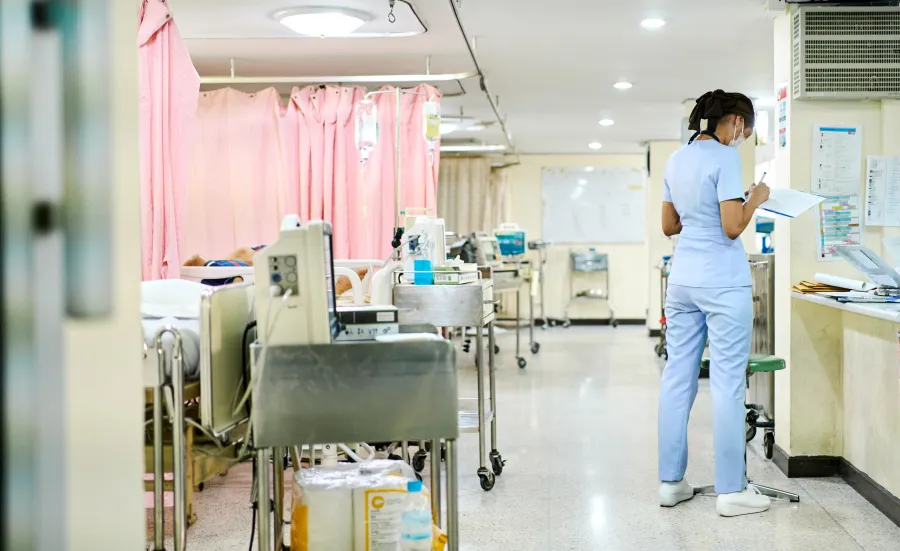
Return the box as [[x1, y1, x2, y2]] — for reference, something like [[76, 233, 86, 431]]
[[165, 326, 900, 550]]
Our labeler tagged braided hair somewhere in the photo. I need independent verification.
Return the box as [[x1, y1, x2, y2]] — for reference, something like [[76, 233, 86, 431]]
[[688, 90, 755, 133]]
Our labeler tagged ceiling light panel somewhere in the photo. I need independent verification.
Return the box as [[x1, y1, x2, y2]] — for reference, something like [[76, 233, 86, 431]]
[[279, 10, 368, 37], [265, 3, 424, 39], [614, 81, 633, 90], [599, 119, 615, 127], [588, 142, 603, 150], [641, 18, 666, 30]]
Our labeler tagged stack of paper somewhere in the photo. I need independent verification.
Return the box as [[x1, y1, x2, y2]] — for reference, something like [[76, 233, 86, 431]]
[[792, 280, 851, 294]]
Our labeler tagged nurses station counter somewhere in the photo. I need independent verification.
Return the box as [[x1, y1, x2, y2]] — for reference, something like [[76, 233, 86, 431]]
[[787, 292, 900, 525]]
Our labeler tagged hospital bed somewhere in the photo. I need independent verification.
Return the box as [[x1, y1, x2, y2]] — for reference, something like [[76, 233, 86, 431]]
[[143, 281, 254, 551]]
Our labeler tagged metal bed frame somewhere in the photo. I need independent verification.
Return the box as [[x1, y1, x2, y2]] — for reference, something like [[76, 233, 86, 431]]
[[146, 283, 254, 551]]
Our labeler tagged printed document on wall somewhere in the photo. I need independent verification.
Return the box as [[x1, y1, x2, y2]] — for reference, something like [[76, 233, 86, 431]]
[[864, 156, 900, 226], [817, 195, 862, 262], [812, 125, 862, 196]]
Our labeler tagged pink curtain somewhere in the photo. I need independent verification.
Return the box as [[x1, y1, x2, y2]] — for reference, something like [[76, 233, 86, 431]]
[[138, 0, 199, 280], [184, 84, 441, 262], [185, 88, 295, 260]]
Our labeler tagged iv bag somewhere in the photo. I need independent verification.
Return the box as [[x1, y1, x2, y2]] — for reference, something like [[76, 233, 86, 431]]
[[355, 99, 378, 163], [423, 101, 441, 164]]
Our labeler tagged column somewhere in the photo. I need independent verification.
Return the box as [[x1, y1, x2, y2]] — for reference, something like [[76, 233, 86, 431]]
[[646, 140, 680, 334]]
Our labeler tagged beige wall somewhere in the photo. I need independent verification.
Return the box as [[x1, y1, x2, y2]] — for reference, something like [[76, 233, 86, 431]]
[[646, 142, 680, 331], [64, 1, 144, 548], [772, 8, 900, 500], [508, 154, 648, 320], [841, 313, 900, 497]]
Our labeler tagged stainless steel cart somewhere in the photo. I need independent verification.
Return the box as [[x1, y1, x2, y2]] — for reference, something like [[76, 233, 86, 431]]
[[493, 262, 540, 368], [394, 276, 506, 491], [251, 335, 461, 551], [563, 250, 617, 328], [527, 240, 552, 328]]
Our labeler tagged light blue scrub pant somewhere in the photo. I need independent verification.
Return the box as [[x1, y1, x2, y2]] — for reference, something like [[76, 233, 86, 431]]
[[658, 284, 752, 494]]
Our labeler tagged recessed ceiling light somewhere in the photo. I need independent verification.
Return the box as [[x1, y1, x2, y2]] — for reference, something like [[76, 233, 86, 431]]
[[588, 142, 603, 150], [641, 18, 666, 30], [599, 119, 615, 127], [614, 81, 633, 90], [275, 8, 370, 37], [585, 167, 595, 172]]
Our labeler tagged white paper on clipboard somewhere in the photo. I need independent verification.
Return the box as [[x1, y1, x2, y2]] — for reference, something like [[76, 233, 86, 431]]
[[757, 188, 826, 218]]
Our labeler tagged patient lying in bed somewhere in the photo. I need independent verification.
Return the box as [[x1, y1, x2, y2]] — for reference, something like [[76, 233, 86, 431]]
[[183, 246, 366, 293]]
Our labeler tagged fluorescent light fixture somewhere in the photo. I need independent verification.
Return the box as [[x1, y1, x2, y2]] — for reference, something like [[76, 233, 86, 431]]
[[585, 167, 595, 172], [578, 179, 588, 185], [440, 119, 487, 135], [599, 119, 615, 127], [440, 144, 507, 153], [275, 7, 370, 37], [641, 18, 666, 29], [588, 142, 603, 150], [614, 81, 633, 90]]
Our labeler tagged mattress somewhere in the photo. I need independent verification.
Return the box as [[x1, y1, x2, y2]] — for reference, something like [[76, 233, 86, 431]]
[[142, 317, 201, 388]]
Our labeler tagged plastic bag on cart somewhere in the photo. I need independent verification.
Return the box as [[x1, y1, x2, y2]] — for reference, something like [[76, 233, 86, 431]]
[[290, 460, 428, 551], [291, 468, 355, 551]]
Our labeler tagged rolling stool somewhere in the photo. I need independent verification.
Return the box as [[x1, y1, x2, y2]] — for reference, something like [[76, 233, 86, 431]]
[[695, 354, 800, 503]]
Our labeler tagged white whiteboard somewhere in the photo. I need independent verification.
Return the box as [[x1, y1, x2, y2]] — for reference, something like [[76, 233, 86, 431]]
[[541, 166, 647, 243]]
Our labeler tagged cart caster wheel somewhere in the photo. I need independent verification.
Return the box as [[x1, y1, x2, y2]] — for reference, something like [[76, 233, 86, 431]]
[[663, 351, 668, 360], [478, 469, 495, 491], [746, 425, 757, 443], [763, 432, 775, 460], [611, 320, 619, 328], [530, 342, 540, 354], [517, 357, 527, 369], [562, 320, 571, 329], [414, 471, 423, 482], [489, 451, 505, 476], [197, 482, 205, 492], [494, 344, 500, 355], [412, 451, 427, 473]]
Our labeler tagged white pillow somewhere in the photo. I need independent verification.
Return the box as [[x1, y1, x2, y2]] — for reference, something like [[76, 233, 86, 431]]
[[141, 279, 209, 319]]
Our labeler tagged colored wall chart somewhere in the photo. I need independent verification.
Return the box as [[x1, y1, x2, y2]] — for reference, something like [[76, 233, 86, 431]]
[[817, 195, 862, 261]]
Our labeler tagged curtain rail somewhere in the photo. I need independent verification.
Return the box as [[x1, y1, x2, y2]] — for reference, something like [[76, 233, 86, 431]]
[[199, 71, 478, 85]]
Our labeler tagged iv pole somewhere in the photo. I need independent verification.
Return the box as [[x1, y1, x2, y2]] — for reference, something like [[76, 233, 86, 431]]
[[360, 85, 432, 254]]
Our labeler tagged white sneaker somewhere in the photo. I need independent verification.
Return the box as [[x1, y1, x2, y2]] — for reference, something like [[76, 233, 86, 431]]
[[716, 486, 771, 517], [659, 479, 694, 507]]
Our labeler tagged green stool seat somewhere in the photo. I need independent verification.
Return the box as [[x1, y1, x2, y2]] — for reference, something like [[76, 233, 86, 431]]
[[700, 354, 785, 373]]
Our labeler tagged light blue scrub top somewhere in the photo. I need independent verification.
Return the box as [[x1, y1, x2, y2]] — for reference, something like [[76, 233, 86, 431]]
[[664, 140, 751, 288]]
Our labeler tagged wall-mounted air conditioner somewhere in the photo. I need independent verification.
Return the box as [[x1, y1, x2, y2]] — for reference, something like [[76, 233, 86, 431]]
[[793, 6, 900, 99]]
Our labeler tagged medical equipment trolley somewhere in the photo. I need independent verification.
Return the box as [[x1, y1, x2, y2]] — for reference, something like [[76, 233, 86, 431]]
[[393, 271, 506, 493], [563, 249, 617, 328], [654, 255, 672, 360], [250, 332, 461, 551]]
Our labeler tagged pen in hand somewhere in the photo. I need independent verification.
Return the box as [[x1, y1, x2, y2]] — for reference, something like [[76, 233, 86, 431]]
[[745, 171, 767, 200]]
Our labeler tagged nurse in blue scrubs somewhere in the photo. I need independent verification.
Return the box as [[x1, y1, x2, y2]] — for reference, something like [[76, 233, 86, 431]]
[[657, 90, 772, 517]]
